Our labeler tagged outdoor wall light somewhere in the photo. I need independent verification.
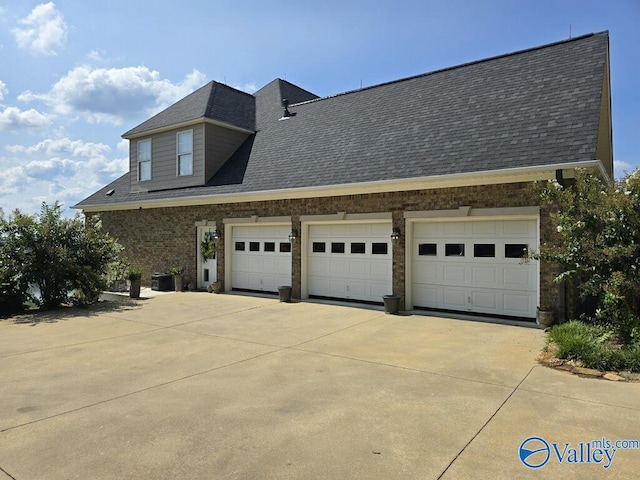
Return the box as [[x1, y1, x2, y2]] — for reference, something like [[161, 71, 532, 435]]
[[208, 228, 221, 245], [289, 228, 298, 245], [391, 227, 401, 246]]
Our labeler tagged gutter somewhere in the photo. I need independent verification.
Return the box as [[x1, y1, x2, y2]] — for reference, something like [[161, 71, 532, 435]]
[[75, 160, 608, 213]]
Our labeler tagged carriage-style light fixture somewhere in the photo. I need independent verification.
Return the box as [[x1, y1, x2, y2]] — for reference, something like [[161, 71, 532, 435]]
[[391, 227, 401, 246], [288, 228, 298, 245]]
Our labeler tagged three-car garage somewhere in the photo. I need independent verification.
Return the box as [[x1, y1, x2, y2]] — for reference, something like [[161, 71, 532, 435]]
[[221, 209, 539, 320]]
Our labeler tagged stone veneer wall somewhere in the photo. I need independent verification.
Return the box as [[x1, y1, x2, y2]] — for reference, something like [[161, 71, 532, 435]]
[[95, 182, 561, 316]]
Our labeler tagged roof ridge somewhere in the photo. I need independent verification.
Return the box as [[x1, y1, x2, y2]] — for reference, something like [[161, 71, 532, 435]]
[[290, 31, 607, 107]]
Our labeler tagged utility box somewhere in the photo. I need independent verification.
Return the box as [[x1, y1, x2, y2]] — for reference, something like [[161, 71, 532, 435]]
[[151, 273, 173, 291]]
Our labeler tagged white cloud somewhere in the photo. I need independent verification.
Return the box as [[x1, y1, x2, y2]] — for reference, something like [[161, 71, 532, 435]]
[[614, 160, 633, 172], [0, 137, 127, 214], [231, 82, 258, 94], [0, 80, 7, 102], [12, 2, 68, 56], [19, 66, 207, 125], [87, 49, 109, 62], [117, 138, 129, 152], [0, 106, 53, 131], [6, 137, 110, 157]]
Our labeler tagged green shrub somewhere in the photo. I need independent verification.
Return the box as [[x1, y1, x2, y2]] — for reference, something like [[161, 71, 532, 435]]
[[535, 169, 640, 345], [0, 202, 124, 310], [548, 320, 640, 372], [127, 267, 143, 281]]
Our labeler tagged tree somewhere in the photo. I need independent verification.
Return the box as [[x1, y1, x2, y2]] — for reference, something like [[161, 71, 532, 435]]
[[0, 202, 123, 310], [536, 168, 640, 342]]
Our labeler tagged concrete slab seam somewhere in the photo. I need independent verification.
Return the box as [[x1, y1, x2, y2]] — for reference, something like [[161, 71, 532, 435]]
[[289, 347, 518, 390], [0, 346, 284, 434], [436, 364, 537, 479], [0, 466, 16, 480], [0, 326, 166, 359]]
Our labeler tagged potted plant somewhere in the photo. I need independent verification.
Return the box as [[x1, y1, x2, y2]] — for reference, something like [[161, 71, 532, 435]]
[[127, 267, 143, 299], [170, 266, 185, 292], [536, 304, 555, 328], [207, 280, 223, 294]]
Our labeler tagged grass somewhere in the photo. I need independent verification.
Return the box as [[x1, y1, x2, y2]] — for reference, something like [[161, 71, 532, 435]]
[[546, 320, 640, 373]]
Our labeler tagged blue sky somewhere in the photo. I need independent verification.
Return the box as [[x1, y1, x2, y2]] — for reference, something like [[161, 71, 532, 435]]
[[0, 0, 638, 215]]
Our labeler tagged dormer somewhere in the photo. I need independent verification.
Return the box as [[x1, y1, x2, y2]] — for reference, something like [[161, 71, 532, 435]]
[[123, 82, 255, 193]]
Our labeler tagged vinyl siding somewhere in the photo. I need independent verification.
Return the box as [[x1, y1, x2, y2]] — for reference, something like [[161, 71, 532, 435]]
[[204, 123, 250, 181], [129, 124, 206, 192]]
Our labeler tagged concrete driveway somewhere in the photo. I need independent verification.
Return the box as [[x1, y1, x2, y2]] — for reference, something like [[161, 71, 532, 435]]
[[1, 294, 638, 479]]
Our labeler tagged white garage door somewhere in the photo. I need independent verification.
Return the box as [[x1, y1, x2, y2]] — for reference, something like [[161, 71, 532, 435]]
[[231, 225, 292, 293], [412, 220, 538, 318], [307, 223, 392, 303]]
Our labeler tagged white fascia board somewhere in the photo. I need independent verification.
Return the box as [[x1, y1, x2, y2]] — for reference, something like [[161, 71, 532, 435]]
[[123, 118, 254, 140], [77, 160, 605, 213]]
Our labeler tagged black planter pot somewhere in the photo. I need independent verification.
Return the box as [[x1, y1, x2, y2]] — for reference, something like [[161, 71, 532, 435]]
[[278, 286, 292, 303], [383, 295, 401, 315], [129, 280, 141, 299]]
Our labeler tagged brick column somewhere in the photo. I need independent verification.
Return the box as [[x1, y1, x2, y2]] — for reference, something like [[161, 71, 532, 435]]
[[392, 210, 406, 310], [291, 216, 302, 299]]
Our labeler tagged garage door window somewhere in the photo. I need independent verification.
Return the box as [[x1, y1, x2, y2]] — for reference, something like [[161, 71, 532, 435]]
[[372, 242, 388, 255], [235, 242, 245, 251], [474, 244, 495, 257], [445, 243, 465, 256], [331, 242, 345, 254], [313, 242, 326, 253], [279, 242, 291, 253], [418, 243, 437, 256], [264, 242, 275, 252], [505, 244, 529, 258], [350, 242, 366, 254], [249, 242, 260, 252]]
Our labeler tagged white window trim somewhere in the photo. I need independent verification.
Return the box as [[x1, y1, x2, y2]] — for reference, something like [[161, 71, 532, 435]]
[[137, 139, 151, 182], [176, 129, 193, 177]]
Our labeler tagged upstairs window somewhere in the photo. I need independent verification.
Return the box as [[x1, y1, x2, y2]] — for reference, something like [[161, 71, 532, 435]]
[[177, 130, 193, 176], [137, 139, 151, 181]]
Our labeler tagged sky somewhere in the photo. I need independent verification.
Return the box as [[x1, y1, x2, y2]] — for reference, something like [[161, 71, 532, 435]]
[[0, 0, 638, 216]]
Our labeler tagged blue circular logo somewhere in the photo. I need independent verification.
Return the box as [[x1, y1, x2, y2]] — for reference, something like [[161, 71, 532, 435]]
[[519, 436, 551, 468]]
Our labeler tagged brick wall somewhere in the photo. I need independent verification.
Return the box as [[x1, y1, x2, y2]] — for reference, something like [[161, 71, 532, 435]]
[[96, 181, 560, 315]]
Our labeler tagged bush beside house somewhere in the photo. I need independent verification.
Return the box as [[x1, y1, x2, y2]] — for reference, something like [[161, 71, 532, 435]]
[[536, 169, 640, 372], [0, 202, 124, 312]]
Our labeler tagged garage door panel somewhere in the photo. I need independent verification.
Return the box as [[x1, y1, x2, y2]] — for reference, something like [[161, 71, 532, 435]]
[[231, 225, 291, 292], [370, 261, 390, 279], [443, 288, 467, 310], [443, 265, 466, 284], [328, 260, 347, 275], [503, 267, 534, 288], [472, 221, 497, 235], [348, 260, 370, 277], [308, 223, 392, 303], [412, 219, 538, 318], [471, 266, 498, 286], [414, 263, 440, 284], [443, 223, 466, 235], [472, 291, 499, 311], [503, 221, 535, 236], [504, 293, 535, 316]]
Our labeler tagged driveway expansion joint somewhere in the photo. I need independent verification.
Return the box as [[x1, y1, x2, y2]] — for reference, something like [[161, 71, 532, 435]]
[[436, 364, 537, 479]]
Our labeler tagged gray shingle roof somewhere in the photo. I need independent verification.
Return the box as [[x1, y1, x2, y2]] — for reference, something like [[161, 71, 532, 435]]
[[76, 32, 609, 209], [122, 81, 256, 137]]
